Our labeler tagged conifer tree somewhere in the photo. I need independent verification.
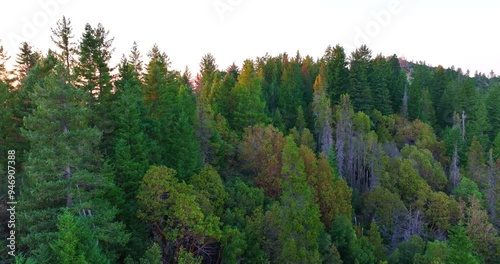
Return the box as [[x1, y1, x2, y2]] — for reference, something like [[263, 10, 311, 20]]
[[51, 210, 109, 264], [467, 137, 486, 190], [19, 64, 128, 262], [75, 23, 116, 155], [277, 136, 322, 263], [324, 44, 350, 104], [112, 56, 150, 259], [51, 16, 75, 74], [15, 42, 40, 82], [370, 54, 392, 115], [231, 59, 268, 131], [278, 53, 305, 129], [349, 45, 372, 113], [447, 223, 480, 264]]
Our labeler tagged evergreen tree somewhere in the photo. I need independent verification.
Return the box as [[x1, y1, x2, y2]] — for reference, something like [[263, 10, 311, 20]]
[[75, 23, 115, 154], [367, 221, 387, 262], [370, 54, 392, 115], [387, 55, 406, 114], [51, 16, 75, 74], [199, 53, 218, 101], [112, 56, 150, 259], [15, 42, 40, 82], [467, 137, 487, 190], [324, 44, 350, 104], [486, 84, 500, 140], [277, 136, 322, 263], [167, 84, 202, 180], [329, 214, 357, 264], [19, 64, 128, 262], [278, 53, 305, 130], [447, 223, 479, 264], [231, 59, 269, 131], [469, 99, 491, 149], [349, 45, 372, 113], [128, 41, 143, 77], [51, 210, 109, 264]]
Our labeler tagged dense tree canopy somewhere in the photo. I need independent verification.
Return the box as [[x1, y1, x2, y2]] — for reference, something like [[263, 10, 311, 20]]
[[0, 18, 499, 264]]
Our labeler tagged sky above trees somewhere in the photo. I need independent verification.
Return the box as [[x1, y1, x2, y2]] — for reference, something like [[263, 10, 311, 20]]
[[1, 0, 499, 77]]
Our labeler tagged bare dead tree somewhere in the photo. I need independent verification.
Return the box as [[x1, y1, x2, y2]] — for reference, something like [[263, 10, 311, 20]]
[[450, 144, 461, 190]]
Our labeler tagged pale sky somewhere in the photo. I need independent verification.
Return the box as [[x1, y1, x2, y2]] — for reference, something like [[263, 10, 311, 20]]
[[1, 0, 499, 76]]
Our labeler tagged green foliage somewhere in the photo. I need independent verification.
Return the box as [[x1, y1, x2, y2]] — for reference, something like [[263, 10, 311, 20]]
[[138, 243, 162, 264], [486, 84, 500, 140], [51, 210, 109, 264], [421, 240, 448, 264], [5, 29, 500, 264], [425, 191, 460, 234], [318, 231, 343, 264], [222, 178, 265, 228], [388, 235, 425, 264], [231, 59, 269, 131], [19, 64, 128, 262], [324, 44, 350, 104], [137, 166, 221, 262], [349, 45, 372, 113], [329, 214, 357, 264], [447, 223, 480, 264], [367, 221, 387, 262], [401, 144, 447, 191], [362, 186, 407, 239], [190, 164, 227, 217], [277, 136, 322, 263], [370, 55, 392, 115], [300, 145, 352, 228], [452, 176, 483, 201], [278, 54, 306, 130], [176, 247, 203, 264]]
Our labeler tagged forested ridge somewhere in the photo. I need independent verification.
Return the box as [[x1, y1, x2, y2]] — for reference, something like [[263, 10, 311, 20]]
[[1, 17, 500, 264]]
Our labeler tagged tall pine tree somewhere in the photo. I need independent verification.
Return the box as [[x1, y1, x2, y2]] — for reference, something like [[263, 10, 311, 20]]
[[19, 63, 128, 263]]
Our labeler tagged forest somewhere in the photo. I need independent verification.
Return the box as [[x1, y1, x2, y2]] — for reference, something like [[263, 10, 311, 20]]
[[1, 17, 500, 264]]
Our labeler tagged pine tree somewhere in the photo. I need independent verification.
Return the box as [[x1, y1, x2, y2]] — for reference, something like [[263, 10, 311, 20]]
[[50, 210, 109, 264], [19, 64, 128, 262], [349, 45, 372, 113], [388, 55, 407, 113], [15, 42, 40, 82], [278, 53, 305, 130], [447, 223, 480, 264], [128, 41, 143, 77], [469, 100, 491, 149], [231, 59, 268, 131], [324, 44, 350, 104], [199, 53, 218, 101], [467, 137, 486, 190], [277, 136, 322, 263], [143, 44, 174, 165], [367, 221, 387, 262], [167, 84, 202, 181], [75, 23, 116, 156], [51, 16, 75, 74], [486, 84, 500, 140], [370, 54, 392, 115], [112, 56, 150, 259]]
